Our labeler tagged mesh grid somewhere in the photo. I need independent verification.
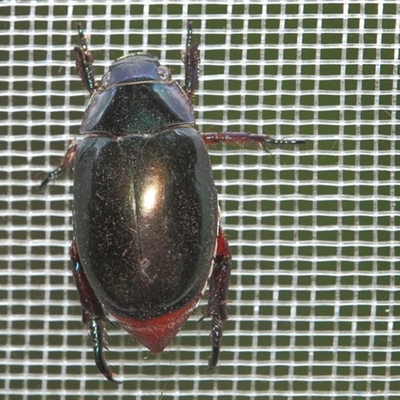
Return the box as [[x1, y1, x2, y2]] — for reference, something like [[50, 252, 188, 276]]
[[1, 0, 399, 399]]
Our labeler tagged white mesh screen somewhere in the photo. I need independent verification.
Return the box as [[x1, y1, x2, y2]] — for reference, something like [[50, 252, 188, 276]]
[[1, 0, 399, 398]]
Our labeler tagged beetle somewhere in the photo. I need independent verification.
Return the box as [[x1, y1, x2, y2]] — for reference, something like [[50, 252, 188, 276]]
[[40, 22, 304, 383]]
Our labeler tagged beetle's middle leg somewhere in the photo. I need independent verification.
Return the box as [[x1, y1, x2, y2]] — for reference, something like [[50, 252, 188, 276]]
[[39, 141, 78, 192], [201, 132, 306, 151], [200, 225, 232, 370], [70, 240, 121, 384]]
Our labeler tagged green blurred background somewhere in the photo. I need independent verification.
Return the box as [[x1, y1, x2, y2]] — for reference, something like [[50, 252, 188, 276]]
[[1, 1, 399, 399]]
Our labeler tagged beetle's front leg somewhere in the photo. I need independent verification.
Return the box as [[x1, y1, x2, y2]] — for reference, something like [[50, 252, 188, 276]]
[[74, 24, 97, 94], [70, 241, 121, 384], [182, 21, 199, 98], [200, 225, 232, 370], [39, 141, 78, 192]]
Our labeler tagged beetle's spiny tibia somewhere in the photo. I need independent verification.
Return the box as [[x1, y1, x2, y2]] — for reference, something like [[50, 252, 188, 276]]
[[201, 132, 305, 151], [70, 241, 121, 384], [200, 226, 232, 370], [74, 24, 97, 94], [90, 319, 122, 384], [182, 21, 200, 98], [266, 138, 306, 146], [38, 141, 78, 192]]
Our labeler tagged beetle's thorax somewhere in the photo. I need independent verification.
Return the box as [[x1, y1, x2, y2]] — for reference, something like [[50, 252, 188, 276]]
[[80, 53, 195, 136]]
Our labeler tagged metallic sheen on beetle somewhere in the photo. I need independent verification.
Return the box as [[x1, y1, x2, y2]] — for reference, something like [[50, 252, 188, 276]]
[[40, 22, 305, 383]]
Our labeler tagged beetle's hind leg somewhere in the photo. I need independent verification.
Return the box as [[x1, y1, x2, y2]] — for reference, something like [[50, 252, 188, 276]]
[[200, 225, 232, 370], [70, 241, 121, 384]]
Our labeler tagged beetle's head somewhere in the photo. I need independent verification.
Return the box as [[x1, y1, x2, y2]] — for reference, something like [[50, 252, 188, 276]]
[[99, 53, 173, 89]]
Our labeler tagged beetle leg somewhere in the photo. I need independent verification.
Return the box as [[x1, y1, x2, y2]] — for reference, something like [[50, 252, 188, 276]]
[[39, 141, 78, 192], [182, 21, 199, 99], [70, 241, 121, 384], [74, 24, 97, 94], [200, 225, 232, 370], [201, 132, 306, 151]]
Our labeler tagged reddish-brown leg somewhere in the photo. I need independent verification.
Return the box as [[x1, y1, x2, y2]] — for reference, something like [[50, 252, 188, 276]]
[[40, 24, 98, 192], [200, 225, 232, 370], [39, 141, 78, 192], [70, 241, 121, 384], [182, 21, 199, 98], [74, 24, 97, 94], [201, 132, 306, 151]]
